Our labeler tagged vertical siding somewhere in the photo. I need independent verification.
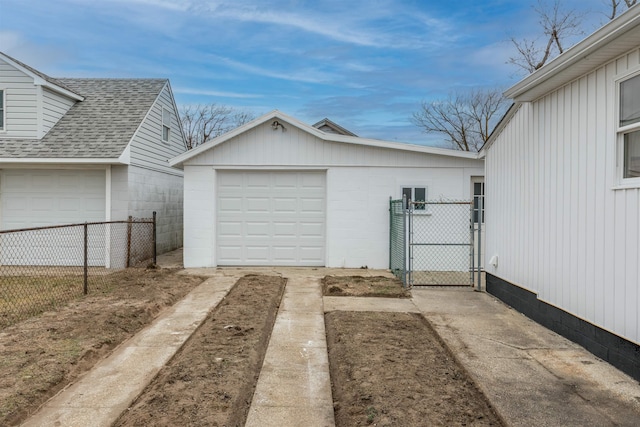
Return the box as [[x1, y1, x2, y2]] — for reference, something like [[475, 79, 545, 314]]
[[41, 87, 75, 137], [129, 83, 186, 174], [0, 59, 38, 138], [486, 47, 640, 345]]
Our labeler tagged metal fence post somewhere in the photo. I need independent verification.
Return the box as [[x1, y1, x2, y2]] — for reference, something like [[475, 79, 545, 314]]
[[470, 201, 475, 287], [83, 222, 88, 295], [126, 215, 133, 268], [476, 195, 483, 292], [152, 211, 157, 265], [402, 194, 407, 287], [388, 197, 392, 270]]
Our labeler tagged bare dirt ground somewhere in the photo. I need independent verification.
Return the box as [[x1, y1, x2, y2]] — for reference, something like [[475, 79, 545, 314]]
[[114, 274, 286, 427], [324, 275, 504, 426], [322, 275, 409, 298], [0, 268, 204, 426], [3, 272, 503, 427]]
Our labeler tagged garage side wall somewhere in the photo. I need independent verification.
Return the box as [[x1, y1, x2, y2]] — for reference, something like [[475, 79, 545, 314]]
[[326, 166, 482, 269], [183, 165, 216, 267]]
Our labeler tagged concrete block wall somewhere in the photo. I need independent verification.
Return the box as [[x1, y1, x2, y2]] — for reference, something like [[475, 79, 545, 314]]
[[126, 165, 184, 254]]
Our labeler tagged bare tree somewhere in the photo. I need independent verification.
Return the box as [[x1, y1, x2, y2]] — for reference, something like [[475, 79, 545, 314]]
[[411, 89, 508, 152], [180, 104, 255, 150], [508, 0, 584, 73], [510, 0, 638, 73], [608, 0, 638, 19]]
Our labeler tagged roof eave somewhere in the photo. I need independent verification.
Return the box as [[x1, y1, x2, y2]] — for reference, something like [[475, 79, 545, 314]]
[[505, 6, 640, 101]]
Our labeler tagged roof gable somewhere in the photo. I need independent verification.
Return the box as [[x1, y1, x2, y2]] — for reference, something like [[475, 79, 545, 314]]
[[312, 118, 358, 136], [0, 52, 84, 101], [170, 110, 479, 166]]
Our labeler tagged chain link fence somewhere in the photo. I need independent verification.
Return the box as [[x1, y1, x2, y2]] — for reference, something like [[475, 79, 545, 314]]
[[0, 215, 156, 328], [390, 197, 474, 287]]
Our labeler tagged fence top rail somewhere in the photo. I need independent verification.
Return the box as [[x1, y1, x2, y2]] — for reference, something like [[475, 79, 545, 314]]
[[0, 218, 154, 235], [411, 200, 472, 206]]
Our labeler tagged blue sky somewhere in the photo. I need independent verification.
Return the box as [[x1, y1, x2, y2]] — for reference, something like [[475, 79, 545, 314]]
[[0, 0, 615, 146]]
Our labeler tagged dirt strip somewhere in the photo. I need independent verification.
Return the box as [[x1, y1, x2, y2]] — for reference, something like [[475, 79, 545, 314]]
[[114, 274, 286, 427], [326, 311, 504, 427]]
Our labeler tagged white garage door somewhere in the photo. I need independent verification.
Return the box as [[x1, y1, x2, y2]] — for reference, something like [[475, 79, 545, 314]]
[[0, 169, 106, 265], [217, 171, 326, 266]]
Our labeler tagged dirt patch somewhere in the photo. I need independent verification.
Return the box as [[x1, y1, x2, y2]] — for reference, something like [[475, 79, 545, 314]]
[[0, 268, 204, 426], [322, 276, 409, 298], [326, 311, 504, 426], [114, 274, 286, 427]]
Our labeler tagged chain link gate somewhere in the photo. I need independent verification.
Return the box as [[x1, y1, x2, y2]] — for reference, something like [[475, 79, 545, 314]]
[[390, 197, 475, 287]]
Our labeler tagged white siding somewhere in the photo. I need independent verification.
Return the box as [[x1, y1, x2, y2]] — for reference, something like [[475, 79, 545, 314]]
[[0, 58, 38, 138], [185, 122, 481, 169], [129, 83, 186, 175], [485, 47, 640, 345], [183, 165, 216, 268], [41, 87, 75, 137]]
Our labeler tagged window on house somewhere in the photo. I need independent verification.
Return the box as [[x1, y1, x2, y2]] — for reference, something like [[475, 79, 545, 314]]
[[402, 186, 426, 210], [619, 73, 640, 180], [0, 90, 4, 131], [162, 107, 171, 142]]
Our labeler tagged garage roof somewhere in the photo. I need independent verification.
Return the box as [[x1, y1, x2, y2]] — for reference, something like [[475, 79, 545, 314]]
[[170, 110, 480, 167]]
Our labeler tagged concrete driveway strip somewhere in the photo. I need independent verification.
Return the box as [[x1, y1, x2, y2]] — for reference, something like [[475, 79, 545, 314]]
[[245, 274, 336, 427], [21, 276, 236, 427], [411, 287, 640, 427]]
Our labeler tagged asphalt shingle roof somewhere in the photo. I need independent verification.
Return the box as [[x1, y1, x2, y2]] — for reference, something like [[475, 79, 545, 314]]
[[0, 78, 167, 159]]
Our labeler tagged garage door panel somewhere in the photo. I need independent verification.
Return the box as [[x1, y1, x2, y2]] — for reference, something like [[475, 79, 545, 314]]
[[246, 198, 270, 213], [218, 221, 242, 237], [273, 198, 296, 213], [273, 221, 297, 237], [246, 222, 270, 237], [217, 171, 325, 266]]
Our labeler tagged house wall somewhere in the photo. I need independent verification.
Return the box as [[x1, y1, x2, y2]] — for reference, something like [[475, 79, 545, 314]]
[[485, 47, 640, 346], [182, 122, 483, 268], [0, 58, 38, 138], [129, 82, 186, 174]]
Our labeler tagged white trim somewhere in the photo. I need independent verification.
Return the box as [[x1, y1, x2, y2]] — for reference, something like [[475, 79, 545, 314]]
[[105, 165, 112, 222], [615, 67, 640, 186], [170, 110, 480, 167], [36, 85, 43, 137]]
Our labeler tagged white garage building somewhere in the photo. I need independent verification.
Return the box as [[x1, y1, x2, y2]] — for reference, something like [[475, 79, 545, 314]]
[[171, 111, 484, 269]]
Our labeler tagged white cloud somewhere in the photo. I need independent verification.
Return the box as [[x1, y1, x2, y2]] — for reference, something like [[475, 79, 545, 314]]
[[174, 87, 262, 98]]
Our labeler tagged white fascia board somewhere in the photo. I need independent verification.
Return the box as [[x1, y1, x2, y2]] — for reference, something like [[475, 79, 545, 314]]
[[32, 76, 84, 101], [0, 158, 123, 165], [505, 6, 640, 101], [479, 103, 521, 154]]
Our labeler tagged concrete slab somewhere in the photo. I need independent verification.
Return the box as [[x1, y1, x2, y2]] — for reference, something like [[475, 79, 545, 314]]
[[411, 287, 640, 427], [245, 275, 335, 427]]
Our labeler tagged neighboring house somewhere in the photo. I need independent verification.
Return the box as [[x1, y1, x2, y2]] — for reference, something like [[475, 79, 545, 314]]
[[312, 118, 358, 136], [0, 52, 186, 265], [170, 110, 484, 269], [482, 7, 640, 380]]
